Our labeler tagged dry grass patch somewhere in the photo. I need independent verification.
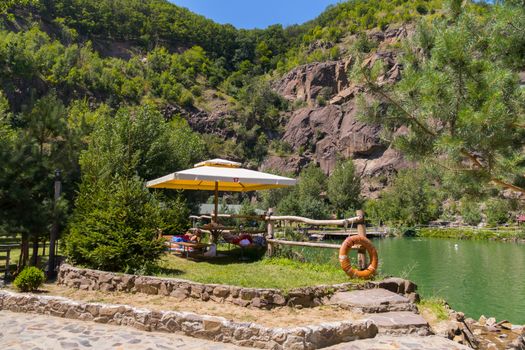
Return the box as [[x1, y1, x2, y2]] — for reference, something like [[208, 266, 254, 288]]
[[40, 284, 358, 327]]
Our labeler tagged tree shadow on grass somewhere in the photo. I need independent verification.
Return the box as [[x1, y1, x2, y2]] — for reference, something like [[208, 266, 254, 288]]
[[153, 266, 185, 276], [194, 248, 267, 266]]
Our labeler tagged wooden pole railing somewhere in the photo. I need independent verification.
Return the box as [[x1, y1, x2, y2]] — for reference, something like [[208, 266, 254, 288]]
[[265, 214, 363, 226], [265, 210, 367, 256], [189, 214, 266, 220]]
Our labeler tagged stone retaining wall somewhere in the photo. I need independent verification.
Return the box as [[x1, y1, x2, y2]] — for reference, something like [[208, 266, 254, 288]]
[[57, 264, 418, 309], [0, 290, 377, 350]]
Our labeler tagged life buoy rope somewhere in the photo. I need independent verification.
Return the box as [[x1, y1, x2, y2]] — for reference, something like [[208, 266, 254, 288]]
[[339, 235, 378, 279]]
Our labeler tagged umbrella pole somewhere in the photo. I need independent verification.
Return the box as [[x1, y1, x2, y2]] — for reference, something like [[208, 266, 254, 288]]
[[214, 181, 218, 224]]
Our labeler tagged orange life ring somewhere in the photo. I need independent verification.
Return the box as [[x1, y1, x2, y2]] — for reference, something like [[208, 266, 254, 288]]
[[339, 235, 378, 279]]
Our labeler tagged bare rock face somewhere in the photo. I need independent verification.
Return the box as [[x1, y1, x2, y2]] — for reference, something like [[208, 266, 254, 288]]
[[262, 97, 410, 196], [260, 155, 310, 175], [266, 28, 413, 196], [274, 59, 352, 104]]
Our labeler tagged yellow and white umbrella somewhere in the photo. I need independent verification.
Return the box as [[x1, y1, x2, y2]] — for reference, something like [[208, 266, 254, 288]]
[[146, 159, 296, 222]]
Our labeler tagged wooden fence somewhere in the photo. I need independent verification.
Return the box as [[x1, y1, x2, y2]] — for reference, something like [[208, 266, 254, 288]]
[[191, 209, 371, 268], [0, 233, 20, 280]]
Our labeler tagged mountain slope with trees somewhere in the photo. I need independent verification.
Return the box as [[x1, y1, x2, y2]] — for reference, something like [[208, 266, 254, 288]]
[[1, 0, 525, 270]]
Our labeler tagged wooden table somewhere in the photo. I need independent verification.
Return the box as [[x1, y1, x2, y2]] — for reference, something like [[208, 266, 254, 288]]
[[169, 241, 210, 258], [200, 224, 235, 244]]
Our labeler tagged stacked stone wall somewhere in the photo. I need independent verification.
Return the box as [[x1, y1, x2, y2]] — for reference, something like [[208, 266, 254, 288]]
[[0, 290, 377, 350], [57, 264, 418, 309]]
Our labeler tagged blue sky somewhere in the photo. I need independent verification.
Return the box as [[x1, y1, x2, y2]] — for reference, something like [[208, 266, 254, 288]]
[[169, 0, 342, 29]]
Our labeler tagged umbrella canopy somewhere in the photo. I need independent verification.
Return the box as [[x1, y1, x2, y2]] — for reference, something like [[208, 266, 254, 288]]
[[146, 159, 296, 223]]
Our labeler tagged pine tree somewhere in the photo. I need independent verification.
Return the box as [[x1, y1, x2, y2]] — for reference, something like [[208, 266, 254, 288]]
[[357, 1, 525, 195]]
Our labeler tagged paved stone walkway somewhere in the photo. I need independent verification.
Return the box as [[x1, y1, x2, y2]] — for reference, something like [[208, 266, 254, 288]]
[[0, 311, 248, 350], [325, 335, 471, 350]]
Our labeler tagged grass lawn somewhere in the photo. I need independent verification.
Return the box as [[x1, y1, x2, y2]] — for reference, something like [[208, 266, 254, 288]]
[[4, 246, 57, 267], [155, 251, 366, 290]]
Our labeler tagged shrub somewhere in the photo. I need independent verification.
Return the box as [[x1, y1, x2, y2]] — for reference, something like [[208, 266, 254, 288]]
[[416, 4, 429, 15], [14, 266, 45, 292], [485, 198, 510, 226], [460, 199, 482, 226], [65, 176, 166, 272]]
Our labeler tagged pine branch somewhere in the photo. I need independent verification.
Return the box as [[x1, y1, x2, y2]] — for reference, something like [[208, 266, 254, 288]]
[[363, 74, 437, 137], [491, 178, 525, 194]]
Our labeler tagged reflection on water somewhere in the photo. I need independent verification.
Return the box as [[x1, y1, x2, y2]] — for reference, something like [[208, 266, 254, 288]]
[[297, 237, 525, 324]]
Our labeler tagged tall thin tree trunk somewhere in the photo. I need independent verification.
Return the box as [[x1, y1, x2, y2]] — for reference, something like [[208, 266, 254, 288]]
[[18, 232, 30, 270], [31, 235, 39, 266]]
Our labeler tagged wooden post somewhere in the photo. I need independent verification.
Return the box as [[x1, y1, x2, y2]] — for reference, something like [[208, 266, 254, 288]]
[[266, 208, 274, 256], [48, 169, 61, 279], [266, 208, 274, 239], [356, 210, 367, 270], [213, 181, 219, 224], [5, 248, 10, 280]]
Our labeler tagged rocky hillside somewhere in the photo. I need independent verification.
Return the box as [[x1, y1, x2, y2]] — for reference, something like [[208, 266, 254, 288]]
[[0, 0, 449, 199], [265, 29, 410, 197], [172, 25, 415, 197]]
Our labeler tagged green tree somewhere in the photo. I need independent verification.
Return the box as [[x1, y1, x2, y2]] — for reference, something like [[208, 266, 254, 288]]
[[357, 2, 525, 196], [65, 175, 165, 272], [0, 92, 76, 267], [327, 159, 362, 217], [277, 163, 329, 219], [0, 0, 38, 17], [460, 199, 482, 226], [365, 169, 441, 226], [65, 104, 204, 272], [485, 198, 511, 226]]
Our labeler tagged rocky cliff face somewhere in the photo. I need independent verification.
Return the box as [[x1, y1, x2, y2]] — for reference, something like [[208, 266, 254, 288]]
[[263, 26, 412, 197]]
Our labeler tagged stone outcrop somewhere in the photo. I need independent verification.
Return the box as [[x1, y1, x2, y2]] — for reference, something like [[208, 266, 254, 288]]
[[57, 264, 418, 310], [274, 59, 352, 104], [363, 311, 431, 336], [426, 303, 525, 349], [0, 290, 377, 350], [261, 99, 410, 196], [264, 27, 414, 196]]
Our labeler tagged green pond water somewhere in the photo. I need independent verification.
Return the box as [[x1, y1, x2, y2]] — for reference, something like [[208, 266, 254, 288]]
[[295, 237, 525, 324]]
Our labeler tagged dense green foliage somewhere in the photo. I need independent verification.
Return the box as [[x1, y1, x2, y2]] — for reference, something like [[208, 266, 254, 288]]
[[65, 175, 166, 272], [327, 159, 362, 218], [365, 168, 441, 226], [2, 0, 525, 271], [65, 105, 204, 272], [13, 266, 45, 292], [418, 227, 525, 241], [459, 199, 483, 226], [277, 164, 330, 219], [358, 0, 525, 196], [276, 0, 445, 72]]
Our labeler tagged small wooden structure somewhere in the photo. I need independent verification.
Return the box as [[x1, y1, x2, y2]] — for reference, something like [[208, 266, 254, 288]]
[[0, 233, 20, 280], [191, 209, 370, 267], [265, 210, 369, 269]]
